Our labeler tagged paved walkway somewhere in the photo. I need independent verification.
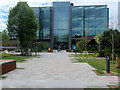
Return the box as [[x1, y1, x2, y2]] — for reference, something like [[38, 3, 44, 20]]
[[2, 52, 118, 88]]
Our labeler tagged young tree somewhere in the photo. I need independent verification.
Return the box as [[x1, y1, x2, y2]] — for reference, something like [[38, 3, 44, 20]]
[[83, 28, 92, 53], [76, 37, 88, 53], [83, 36, 88, 52], [7, 1, 38, 55], [76, 39, 84, 53], [94, 33, 102, 52]]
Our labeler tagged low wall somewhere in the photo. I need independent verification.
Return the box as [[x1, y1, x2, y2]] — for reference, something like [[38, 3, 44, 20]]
[[0, 60, 16, 75]]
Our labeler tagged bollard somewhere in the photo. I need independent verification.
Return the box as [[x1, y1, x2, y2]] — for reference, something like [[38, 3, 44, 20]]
[[106, 56, 110, 73]]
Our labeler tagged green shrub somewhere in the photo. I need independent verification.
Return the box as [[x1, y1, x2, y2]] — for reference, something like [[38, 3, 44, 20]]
[[76, 48, 83, 53], [88, 50, 98, 53], [115, 49, 120, 57], [99, 49, 111, 57], [76, 40, 84, 53], [42, 50, 47, 52], [31, 42, 49, 52], [30, 48, 36, 52], [87, 45, 98, 51], [83, 51, 88, 53], [43, 42, 48, 50], [94, 53, 100, 57], [37, 42, 43, 51], [88, 50, 94, 53], [117, 54, 120, 57]]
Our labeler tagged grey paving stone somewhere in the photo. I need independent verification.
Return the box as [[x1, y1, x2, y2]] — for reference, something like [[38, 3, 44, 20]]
[[2, 52, 118, 88]]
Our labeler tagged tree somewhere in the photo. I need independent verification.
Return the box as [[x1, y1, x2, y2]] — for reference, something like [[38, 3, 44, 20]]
[[76, 37, 88, 53], [7, 1, 38, 55], [94, 33, 102, 52], [76, 39, 85, 53], [9, 39, 20, 48], [37, 42, 43, 52], [0, 32, 2, 51], [2, 30, 10, 47], [101, 29, 120, 63], [43, 42, 48, 50], [83, 36, 88, 52]]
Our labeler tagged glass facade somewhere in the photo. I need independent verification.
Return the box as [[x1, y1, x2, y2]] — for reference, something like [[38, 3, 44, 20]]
[[39, 7, 51, 39], [72, 5, 108, 38], [32, 7, 51, 39], [95, 6, 108, 35], [72, 6, 83, 38], [53, 2, 70, 49], [32, 2, 109, 50], [85, 6, 96, 36], [32, 7, 39, 38]]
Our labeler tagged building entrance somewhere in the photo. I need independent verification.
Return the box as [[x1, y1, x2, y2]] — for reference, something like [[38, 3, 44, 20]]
[[54, 42, 68, 50]]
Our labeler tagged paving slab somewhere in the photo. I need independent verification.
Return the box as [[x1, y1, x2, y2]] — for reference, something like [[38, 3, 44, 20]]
[[2, 52, 118, 88]]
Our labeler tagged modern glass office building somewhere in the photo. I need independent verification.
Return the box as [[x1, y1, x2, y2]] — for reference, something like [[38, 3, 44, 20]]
[[32, 1, 109, 50]]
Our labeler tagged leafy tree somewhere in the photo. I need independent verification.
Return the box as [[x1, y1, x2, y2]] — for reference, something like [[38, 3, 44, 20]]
[[2, 30, 10, 47], [7, 1, 38, 55], [101, 29, 120, 48], [0, 32, 2, 51], [9, 40, 20, 48], [101, 29, 120, 63], [94, 33, 102, 52]]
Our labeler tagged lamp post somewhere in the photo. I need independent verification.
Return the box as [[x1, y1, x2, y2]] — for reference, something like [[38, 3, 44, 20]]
[[106, 56, 110, 73]]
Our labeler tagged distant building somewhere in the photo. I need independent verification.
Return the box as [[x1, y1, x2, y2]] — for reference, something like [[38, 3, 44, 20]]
[[32, 1, 109, 50]]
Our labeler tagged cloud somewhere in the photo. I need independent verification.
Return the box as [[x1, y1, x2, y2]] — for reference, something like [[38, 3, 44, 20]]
[[0, 0, 119, 31], [0, 23, 7, 31]]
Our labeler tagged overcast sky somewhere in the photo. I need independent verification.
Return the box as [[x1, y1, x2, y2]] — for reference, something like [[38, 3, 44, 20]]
[[0, 0, 119, 31]]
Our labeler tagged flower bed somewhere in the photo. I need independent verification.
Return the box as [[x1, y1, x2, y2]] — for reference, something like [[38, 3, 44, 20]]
[[47, 50, 53, 52], [66, 50, 71, 52]]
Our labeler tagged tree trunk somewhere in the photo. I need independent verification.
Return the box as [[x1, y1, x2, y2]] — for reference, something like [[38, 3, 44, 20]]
[[112, 32, 115, 64], [112, 43, 115, 64], [99, 43, 101, 52]]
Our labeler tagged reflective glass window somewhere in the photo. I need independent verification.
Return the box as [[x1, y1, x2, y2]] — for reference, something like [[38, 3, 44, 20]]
[[39, 7, 51, 39]]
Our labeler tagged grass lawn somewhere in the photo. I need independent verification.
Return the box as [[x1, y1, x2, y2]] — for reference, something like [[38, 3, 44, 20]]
[[71, 54, 94, 57], [2, 55, 40, 62], [107, 85, 120, 89], [71, 54, 119, 74], [0, 76, 7, 79], [42, 50, 48, 52]]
